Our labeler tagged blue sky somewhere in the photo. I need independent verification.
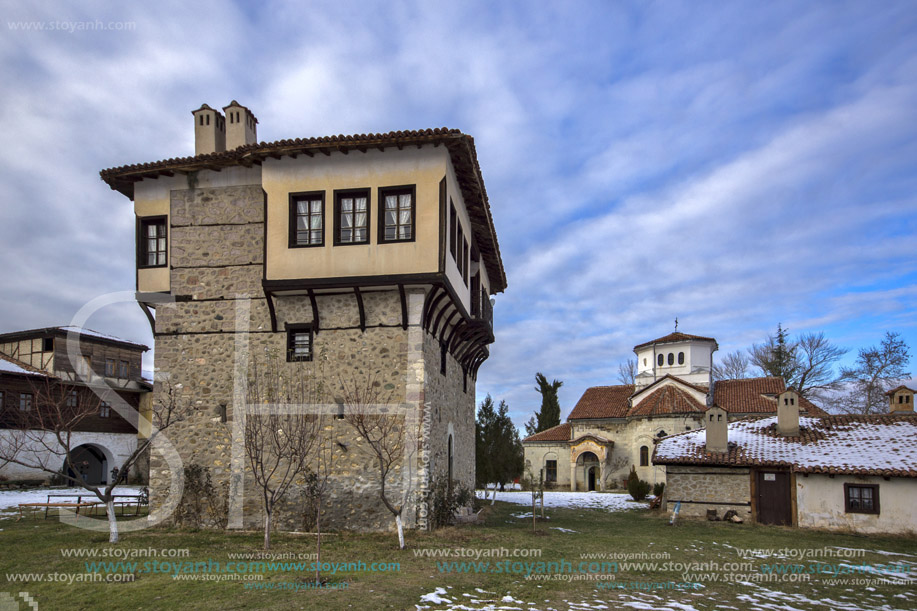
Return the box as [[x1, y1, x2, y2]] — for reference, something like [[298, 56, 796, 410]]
[[0, 0, 914, 427]]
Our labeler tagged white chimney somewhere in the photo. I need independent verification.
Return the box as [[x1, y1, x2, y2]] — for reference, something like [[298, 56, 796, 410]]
[[222, 100, 258, 150], [777, 389, 800, 436], [192, 104, 226, 156], [705, 406, 728, 453]]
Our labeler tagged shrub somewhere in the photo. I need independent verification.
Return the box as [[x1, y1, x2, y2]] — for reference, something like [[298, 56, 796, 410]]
[[423, 479, 475, 529], [626, 466, 651, 501], [174, 464, 227, 529], [653, 482, 665, 498]]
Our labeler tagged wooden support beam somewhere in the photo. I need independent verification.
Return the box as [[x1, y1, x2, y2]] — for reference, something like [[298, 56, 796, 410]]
[[264, 290, 278, 333], [307, 288, 320, 334], [398, 284, 408, 330], [354, 287, 366, 332]]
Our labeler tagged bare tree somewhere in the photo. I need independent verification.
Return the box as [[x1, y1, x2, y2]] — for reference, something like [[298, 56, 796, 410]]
[[244, 358, 321, 550], [340, 374, 419, 549], [617, 358, 637, 385], [712, 350, 751, 381], [0, 376, 189, 543], [793, 332, 848, 401], [838, 332, 912, 414], [304, 413, 334, 584]]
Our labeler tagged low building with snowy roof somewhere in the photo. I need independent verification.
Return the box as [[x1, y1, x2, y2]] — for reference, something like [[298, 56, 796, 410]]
[[653, 388, 917, 534], [0, 327, 151, 486], [522, 330, 825, 492]]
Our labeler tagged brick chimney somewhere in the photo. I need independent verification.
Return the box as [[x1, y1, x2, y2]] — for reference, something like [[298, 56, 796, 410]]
[[223, 100, 258, 150], [705, 405, 728, 453], [887, 386, 915, 413], [776, 389, 800, 436], [192, 104, 226, 156]]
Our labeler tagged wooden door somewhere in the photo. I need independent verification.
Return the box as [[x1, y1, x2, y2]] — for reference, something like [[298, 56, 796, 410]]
[[756, 471, 792, 525]]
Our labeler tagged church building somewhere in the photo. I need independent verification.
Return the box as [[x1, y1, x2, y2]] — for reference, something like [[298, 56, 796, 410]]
[[522, 331, 825, 491]]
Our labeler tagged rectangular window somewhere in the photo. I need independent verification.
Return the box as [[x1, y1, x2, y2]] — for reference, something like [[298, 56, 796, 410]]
[[19, 393, 32, 411], [844, 484, 879, 514], [334, 189, 370, 245], [379, 186, 415, 242], [456, 224, 464, 278], [119, 360, 130, 378], [105, 358, 116, 377], [286, 325, 313, 362], [66, 390, 79, 408], [449, 201, 457, 260], [462, 238, 469, 285], [289, 192, 324, 247], [42, 337, 54, 352], [545, 460, 557, 482], [138, 217, 167, 268], [100, 401, 111, 418], [0, 391, 3, 410]]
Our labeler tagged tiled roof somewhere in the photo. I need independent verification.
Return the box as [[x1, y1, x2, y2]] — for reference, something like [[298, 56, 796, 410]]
[[0, 353, 48, 377], [653, 415, 917, 477], [523, 423, 571, 442], [568, 385, 634, 420], [99, 128, 506, 292], [629, 385, 706, 417], [634, 332, 717, 350], [713, 377, 825, 415]]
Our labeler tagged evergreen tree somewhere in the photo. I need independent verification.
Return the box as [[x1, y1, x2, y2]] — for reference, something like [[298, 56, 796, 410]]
[[476, 395, 524, 489], [532, 372, 563, 433]]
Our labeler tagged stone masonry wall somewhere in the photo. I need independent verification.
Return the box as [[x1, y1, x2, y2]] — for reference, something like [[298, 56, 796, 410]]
[[663, 465, 752, 519]]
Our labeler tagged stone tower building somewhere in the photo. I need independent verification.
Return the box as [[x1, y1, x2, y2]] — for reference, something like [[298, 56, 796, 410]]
[[100, 103, 506, 531]]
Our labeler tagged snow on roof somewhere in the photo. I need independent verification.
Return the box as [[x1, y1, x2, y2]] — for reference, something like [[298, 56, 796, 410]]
[[0, 354, 48, 377], [57, 326, 140, 345], [654, 415, 917, 477]]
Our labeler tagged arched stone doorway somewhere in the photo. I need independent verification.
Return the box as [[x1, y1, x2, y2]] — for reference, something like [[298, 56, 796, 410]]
[[576, 451, 599, 491], [66, 444, 110, 485]]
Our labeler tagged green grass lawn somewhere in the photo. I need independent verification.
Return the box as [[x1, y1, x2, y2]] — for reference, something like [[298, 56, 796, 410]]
[[1, 499, 914, 610]]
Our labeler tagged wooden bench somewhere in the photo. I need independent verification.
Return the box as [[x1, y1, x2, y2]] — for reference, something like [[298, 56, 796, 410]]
[[17, 502, 100, 521]]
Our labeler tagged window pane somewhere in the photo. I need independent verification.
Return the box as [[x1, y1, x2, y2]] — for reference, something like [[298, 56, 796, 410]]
[[385, 195, 397, 209], [341, 229, 352, 242], [310, 200, 321, 213], [297, 201, 309, 214], [355, 227, 366, 241], [400, 194, 411, 209], [385, 211, 396, 225], [310, 216, 321, 229], [354, 212, 366, 228], [342, 198, 353, 212], [385, 227, 396, 240], [311, 230, 321, 243], [341, 215, 352, 228], [399, 226, 411, 239], [355, 197, 367, 211]]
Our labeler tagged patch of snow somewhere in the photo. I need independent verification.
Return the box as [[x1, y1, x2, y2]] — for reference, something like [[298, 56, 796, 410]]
[[419, 587, 452, 605], [478, 490, 648, 511], [0, 486, 144, 518], [550, 527, 578, 533]]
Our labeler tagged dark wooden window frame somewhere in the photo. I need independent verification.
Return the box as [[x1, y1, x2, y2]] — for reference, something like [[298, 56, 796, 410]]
[[105, 358, 116, 377], [42, 337, 53, 352], [844, 483, 879, 515], [19, 392, 32, 411], [119, 360, 130, 379], [286, 323, 314, 362], [289, 191, 325, 248], [66, 390, 79, 408], [137, 216, 168, 269], [639, 445, 649, 466], [100, 401, 111, 418], [545, 459, 557, 483], [378, 185, 416, 243], [333, 188, 371, 246]]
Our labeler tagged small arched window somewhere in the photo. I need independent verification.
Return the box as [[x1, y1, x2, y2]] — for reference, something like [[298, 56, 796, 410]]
[[657, 354, 664, 366], [667, 353, 674, 365], [639, 446, 649, 466], [678, 352, 685, 365], [657, 430, 667, 438]]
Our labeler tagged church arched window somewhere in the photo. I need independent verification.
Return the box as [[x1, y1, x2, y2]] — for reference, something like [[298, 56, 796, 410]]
[[678, 352, 685, 364], [639, 446, 649, 466], [657, 354, 664, 366], [667, 353, 674, 365]]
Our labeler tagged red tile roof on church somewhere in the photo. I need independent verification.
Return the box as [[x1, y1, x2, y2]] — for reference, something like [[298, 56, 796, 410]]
[[634, 332, 717, 350], [523, 422, 571, 442], [568, 385, 634, 420], [628, 385, 707, 417], [713, 377, 825, 416]]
